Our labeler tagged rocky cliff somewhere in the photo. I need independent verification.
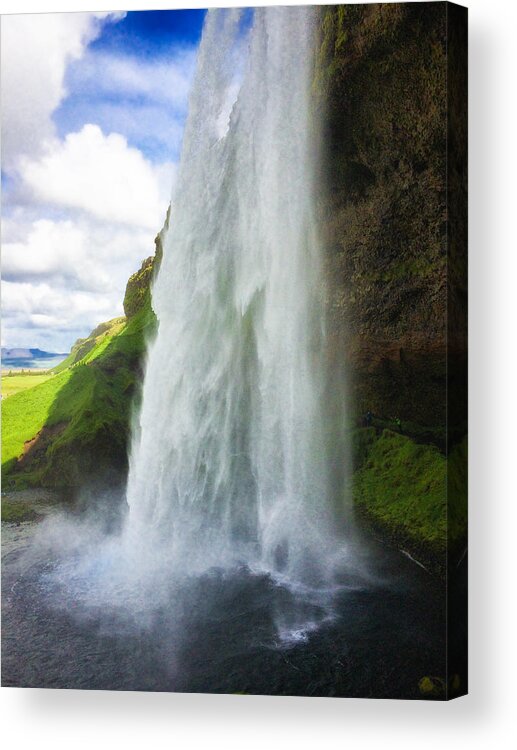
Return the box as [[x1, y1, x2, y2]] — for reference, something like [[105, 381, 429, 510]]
[[315, 2, 467, 570], [315, 2, 464, 429]]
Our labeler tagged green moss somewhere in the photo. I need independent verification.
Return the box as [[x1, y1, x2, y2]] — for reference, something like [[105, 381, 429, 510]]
[[123, 209, 167, 319], [34, 304, 156, 488], [123, 257, 154, 318], [447, 437, 468, 546], [352, 429, 467, 571], [1, 498, 40, 523], [354, 429, 447, 555], [350, 427, 377, 471]]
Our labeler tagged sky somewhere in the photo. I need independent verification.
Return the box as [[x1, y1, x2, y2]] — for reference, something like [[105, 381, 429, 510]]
[[1, 9, 206, 352]]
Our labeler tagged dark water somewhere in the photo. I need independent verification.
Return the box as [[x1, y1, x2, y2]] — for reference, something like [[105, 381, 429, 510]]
[[1, 520, 466, 699]]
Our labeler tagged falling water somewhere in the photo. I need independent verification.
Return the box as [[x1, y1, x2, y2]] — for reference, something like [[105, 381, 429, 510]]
[[125, 6, 341, 586]]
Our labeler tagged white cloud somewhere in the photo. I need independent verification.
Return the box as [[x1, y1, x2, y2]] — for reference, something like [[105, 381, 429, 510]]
[[68, 48, 197, 110], [0, 10, 190, 353], [60, 101, 188, 164], [2, 219, 111, 291], [0, 12, 124, 169], [1, 121, 174, 351], [20, 124, 172, 229], [56, 46, 197, 163], [2, 279, 118, 352], [2, 280, 114, 320], [1, 215, 164, 350]]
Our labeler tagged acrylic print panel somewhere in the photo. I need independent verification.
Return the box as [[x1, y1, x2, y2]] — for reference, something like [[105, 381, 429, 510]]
[[1, 2, 468, 699]]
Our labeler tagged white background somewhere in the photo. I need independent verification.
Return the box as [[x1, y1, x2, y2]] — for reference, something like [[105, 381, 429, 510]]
[[1, 0, 516, 747]]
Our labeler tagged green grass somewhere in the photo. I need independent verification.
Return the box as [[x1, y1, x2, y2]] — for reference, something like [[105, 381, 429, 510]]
[[1, 316, 132, 465], [1, 320, 127, 476], [1, 303, 155, 488], [52, 317, 125, 374], [354, 429, 447, 554], [353, 429, 468, 566], [1, 372, 55, 398], [447, 436, 468, 546], [1, 370, 73, 475]]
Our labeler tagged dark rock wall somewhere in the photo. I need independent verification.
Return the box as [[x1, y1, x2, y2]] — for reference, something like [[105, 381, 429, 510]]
[[315, 3, 452, 427]]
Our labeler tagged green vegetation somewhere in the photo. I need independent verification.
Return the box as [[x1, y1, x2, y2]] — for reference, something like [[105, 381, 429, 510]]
[[52, 317, 125, 374], [352, 428, 467, 572], [447, 436, 468, 547], [2, 370, 73, 475], [1, 303, 155, 489], [354, 429, 447, 554], [124, 257, 155, 318], [123, 205, 166, 319], [1, 207, 165, 490], [313, 4, 457, 427], [1, 498, 40, 523], [1, 489, 65, 523], [2, 372, 55, 398], [1, 202, 166, 490], [2, 315, 131, 480]]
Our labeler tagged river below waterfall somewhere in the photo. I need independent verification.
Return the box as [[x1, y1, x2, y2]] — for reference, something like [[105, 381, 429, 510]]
[[2, 508, 458, 699]]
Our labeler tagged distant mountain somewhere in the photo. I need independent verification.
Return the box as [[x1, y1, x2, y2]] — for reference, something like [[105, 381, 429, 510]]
[[1, 347, 68, 360]]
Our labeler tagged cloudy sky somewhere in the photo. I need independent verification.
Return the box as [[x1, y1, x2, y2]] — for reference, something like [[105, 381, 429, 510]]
[[1, 9, 206, 352]]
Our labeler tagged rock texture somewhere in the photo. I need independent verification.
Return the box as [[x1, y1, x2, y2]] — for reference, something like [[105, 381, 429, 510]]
[[123, 206, 167, 319], [315, 3, 452, 427]]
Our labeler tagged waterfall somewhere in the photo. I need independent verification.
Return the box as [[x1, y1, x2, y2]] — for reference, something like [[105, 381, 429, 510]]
[[125, 6, 342, 586]]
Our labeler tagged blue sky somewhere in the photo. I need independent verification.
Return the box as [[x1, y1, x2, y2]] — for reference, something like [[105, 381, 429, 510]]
[[1, 10, 206, 352], [55, 10, 206, 163]]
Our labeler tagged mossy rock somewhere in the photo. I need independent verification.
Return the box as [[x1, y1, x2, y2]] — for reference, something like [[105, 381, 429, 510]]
[[123, 206, 168, 319], [418, 675, 445, 698], [418, 673, 462, 699], [1, 499, 40, 523], [123, 256, 155, 319], [3, 271, 158, 492], [353, 429, 467, 575]]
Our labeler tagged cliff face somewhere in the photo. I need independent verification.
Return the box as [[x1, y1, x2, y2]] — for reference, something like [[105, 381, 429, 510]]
[[123, 205, 167, 319], [314, 3, 468, 573], [315, 3, 450, 427]]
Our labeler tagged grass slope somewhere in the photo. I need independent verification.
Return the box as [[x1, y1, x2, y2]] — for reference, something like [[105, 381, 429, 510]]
[[2, 370, 72, 476], [1, 308, 155, 489], [1, 230, 161, 492], [52, 317, 125, 374]]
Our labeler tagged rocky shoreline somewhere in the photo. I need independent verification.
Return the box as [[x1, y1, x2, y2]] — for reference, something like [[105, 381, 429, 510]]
[[1, 488, 66, 524]]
